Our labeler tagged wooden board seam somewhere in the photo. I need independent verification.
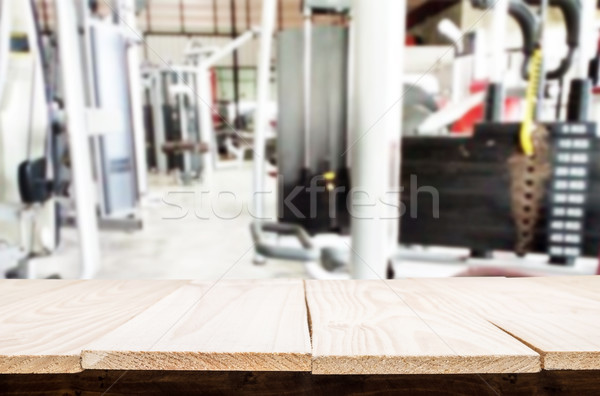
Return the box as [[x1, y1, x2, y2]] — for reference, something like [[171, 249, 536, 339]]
[[304, 279, 543, 375], [488, 320, 585, 371], [303, 280, 313, 344]]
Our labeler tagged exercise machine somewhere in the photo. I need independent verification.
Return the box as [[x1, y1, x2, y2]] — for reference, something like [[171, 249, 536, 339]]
[[252, 0, 600, 279], [252, 0, 405, 278], [0, 0, 57, 277], [401, 0, 598, 266], [143, 64, 207, 182]]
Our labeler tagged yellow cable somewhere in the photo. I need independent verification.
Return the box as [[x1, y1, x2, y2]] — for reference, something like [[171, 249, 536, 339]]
[[520, 49, 543, 156]]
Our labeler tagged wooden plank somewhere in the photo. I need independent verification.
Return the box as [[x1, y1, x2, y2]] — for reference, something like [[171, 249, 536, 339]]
[[411, 276, 600, 315], [479, 277, 600, 370], [305, 280, 540, 375], [410, 276, 600, 370], [0, 280, 185, 374], [2, 276, 598, 375], [524, 276, 600, 301], [489, 313, 600, 370], [82, 279, 311, 371], [0, 280, 79, 306]]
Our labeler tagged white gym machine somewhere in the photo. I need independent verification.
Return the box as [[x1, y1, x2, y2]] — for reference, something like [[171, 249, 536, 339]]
[[250, 0, 404, 279], [185, 28, 262, 176], [51, 0, 147, 277], [144, 28, 263, 184], [143, 63, 205, 182], [0, 0, 57, 277]]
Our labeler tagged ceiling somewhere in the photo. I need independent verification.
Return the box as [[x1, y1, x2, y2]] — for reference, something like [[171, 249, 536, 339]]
[[34, 0, 458, 35]]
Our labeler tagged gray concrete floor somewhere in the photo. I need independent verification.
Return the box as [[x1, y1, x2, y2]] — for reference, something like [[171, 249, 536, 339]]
[[34, 164, 307, 279]]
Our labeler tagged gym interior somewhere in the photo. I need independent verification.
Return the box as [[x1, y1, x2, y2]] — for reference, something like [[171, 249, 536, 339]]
[[1, 1, 600, 393]]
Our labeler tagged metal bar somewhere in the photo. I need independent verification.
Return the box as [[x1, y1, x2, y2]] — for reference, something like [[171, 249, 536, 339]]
[[143, 0, 151, 59], [231, 0, 241, 129], [150, 71, 168, 172], [177, 90, 191, 173], [252, 0, 277, 220], [197, 67, 215, 182], [535, 0, 549, 119], [302, 7, 311, 169], [346, 11, 354, 167], [124, 0, 148, 195], [202, 29, 256, 69], [485, 0, 509, 121], [144, 31, 235, 37]]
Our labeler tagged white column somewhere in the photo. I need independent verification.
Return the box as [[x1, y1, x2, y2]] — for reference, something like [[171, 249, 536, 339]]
[[0, 0, 10, 101], [123, 0, 148, 195], [252, 0, 277, 219], [350, 0, 405, 279], [54, 0, 100, 279]]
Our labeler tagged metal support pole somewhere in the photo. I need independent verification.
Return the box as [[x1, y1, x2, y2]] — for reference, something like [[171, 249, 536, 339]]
[[345, 12, 354, 167], [151, 71, 168, 172], [485, 0, 508, 122], [197, 66, 215, 183], [0, 0, 11, 106], [350, 0, 404, 279], [177, 90, 191, 174], [203, 30, 257, 68], [54, 0, 101, 279], [124, 0, 148, 195], [567, 0, 594, 122], [535, 0, 549, 120], [252, 0, 277, 219], [231, 0, 241, 129], [302, 7, 311, 169]]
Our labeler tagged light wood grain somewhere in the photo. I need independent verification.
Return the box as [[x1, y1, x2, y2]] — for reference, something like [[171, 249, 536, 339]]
[[2, 276, 599, 375], [305, 279, 540, 375], [481, 277, 600, 370], [0, 279, 79, 306], [409, 277, 600, 318], [410, 276, 600, 370], [81, 279, 311, 371], [524, 276, 600, 301], [0, 280, 185, 374]]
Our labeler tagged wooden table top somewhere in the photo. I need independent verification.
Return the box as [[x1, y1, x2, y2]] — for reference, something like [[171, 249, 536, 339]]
[[1, 276, 598, 375]]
